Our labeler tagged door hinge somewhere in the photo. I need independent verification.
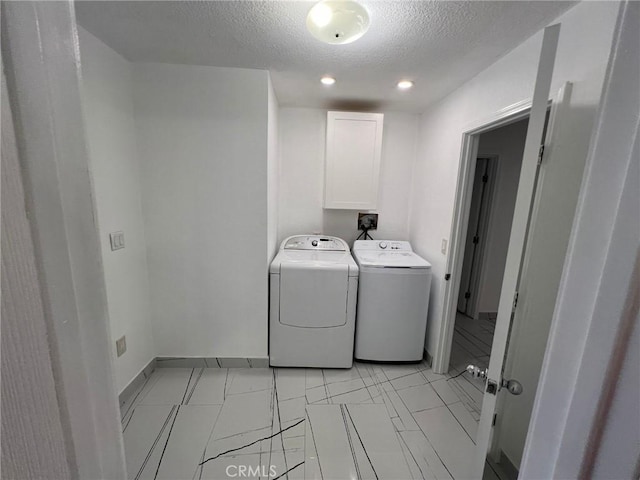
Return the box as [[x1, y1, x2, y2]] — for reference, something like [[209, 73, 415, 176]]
[[472, 235, 479, 244], [513, 291, 519, 310], [444, 273, 451, 281], [464, 291, 471, 299], [538, 144, 545, 165], [482, 174, 489, 183], [492, 413, 497, 426]]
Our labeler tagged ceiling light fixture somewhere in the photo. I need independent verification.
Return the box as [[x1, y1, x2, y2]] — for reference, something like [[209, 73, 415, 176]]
[[307, 1, 370, 45], [321, 76, 336, 85], [397, 80, 414, 90]]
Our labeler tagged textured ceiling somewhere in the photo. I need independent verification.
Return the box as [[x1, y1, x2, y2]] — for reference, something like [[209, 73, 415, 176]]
[[75, 1, 575, 112]]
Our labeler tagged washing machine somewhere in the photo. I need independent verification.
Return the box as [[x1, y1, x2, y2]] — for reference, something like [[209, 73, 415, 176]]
[[270, 235, 359, 368], [352, 240, 432, 362]]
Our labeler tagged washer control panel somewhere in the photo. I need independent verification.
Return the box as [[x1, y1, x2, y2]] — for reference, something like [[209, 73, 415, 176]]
[[283, 235, 348, 251], [354, 240, 413, 252]]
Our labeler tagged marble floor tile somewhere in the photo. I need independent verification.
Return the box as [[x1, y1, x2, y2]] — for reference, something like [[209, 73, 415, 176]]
[[152, 405, 221, 480], [453, 376, 484, 405], [278, 396, 306, 433], [423, 368, 448, 383], [136, 409, 177, 480], [226, 368, 273, 396], [121, 362, 490, 480], [326, 377, 367, 397], [397, 431, 425, 480], [199, 452, 263, 480], [274, 368, 306, 401], [122, 404, 175, 480], [322, 367, 364, 385], [380, 363, 421, 380], [306, 404, 413, 480], [138, 368, 195, 406], [431, 378, 461, 405], [346, 404, 414, 479], [399, 430, 453, 480], [305, 385, 329, 404], [305, 368, 325, 389], [413, 405, 476, 480], [304, 411, 323, 480], [305, 405, 361, 479], [207, 388, 275, 454], [448, 402, 478, 442], [378, 388, 420, 432], [269, 448, 306, 480], [329, 387, 373, 404], [397, 383, 445, 413], [391, 371, 429, 391], [186, 368, 227, 405]]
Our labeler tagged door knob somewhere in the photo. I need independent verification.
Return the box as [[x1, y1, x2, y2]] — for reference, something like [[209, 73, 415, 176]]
[[466, 365, 523, 396], [501, 378, 523, 395], [466, 364, 487, 379]]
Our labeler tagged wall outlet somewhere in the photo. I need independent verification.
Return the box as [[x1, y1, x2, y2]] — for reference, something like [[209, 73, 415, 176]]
[[116, 335, 127, 357], [358, 213, 378, 230], [110, 231, 125, 251], [441, 238, 448, 255]]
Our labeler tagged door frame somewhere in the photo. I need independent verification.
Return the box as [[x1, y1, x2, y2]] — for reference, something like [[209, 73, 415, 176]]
[[457, 154, 499, 319], [521, 2, 638, 476], [433, 100, 532, 374], [2, 2, 126, 478]]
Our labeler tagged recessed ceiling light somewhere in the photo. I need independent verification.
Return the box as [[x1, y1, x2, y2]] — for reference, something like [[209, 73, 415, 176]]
[[307, 1, 370, 45], [397, 80, 414, 90], [321, 76, 336, 85]]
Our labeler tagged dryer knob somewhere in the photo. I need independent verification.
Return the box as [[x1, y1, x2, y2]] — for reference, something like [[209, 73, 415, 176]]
[[312, 240, 319, 247], [379, 242, 388, 249]]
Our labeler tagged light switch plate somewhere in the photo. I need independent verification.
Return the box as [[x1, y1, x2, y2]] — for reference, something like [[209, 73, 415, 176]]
[[441, 238, 448, 255], [116, 335, 126, 357], [110, 231, 125, 251]]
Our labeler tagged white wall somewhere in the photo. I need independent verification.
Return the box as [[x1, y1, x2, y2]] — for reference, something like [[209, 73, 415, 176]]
[[410, 1, 619, 358], [267, 75, 279, 261], [278, 108, 418, 246], [475, 119, 528, 314], [133, 63, 270, 358], [79, 28, 155, 393]]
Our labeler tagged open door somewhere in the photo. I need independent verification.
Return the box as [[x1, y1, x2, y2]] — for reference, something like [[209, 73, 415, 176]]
[[470, 24, 561, 476]]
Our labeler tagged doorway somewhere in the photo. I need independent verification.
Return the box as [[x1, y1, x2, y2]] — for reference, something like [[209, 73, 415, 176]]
[[436, 76, 558, 477], [449, 119, 529, 420]]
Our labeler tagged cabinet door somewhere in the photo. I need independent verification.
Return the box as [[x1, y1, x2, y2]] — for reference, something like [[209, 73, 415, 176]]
[[324, 111, 383, 209]]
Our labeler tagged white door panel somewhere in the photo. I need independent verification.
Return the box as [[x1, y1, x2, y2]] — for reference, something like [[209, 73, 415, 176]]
[[472, 24, 561, 476]]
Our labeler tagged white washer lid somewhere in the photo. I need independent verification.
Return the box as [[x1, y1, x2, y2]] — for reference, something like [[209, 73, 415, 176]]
[[355, 250, 431, 268]]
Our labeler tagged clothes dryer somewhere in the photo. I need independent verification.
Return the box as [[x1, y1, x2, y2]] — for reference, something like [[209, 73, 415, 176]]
[[270, 235, 359, 367]]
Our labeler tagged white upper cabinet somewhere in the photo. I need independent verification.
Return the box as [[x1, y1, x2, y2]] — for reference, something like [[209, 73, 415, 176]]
[[324, 111, 384, 209]]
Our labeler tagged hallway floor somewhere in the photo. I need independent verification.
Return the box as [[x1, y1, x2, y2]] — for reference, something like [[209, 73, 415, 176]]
[[451, 313, 494, 373], [120, 354, 490, 480]]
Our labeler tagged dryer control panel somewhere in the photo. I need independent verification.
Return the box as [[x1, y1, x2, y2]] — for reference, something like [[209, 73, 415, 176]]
[[283, 235, 348, 251]]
